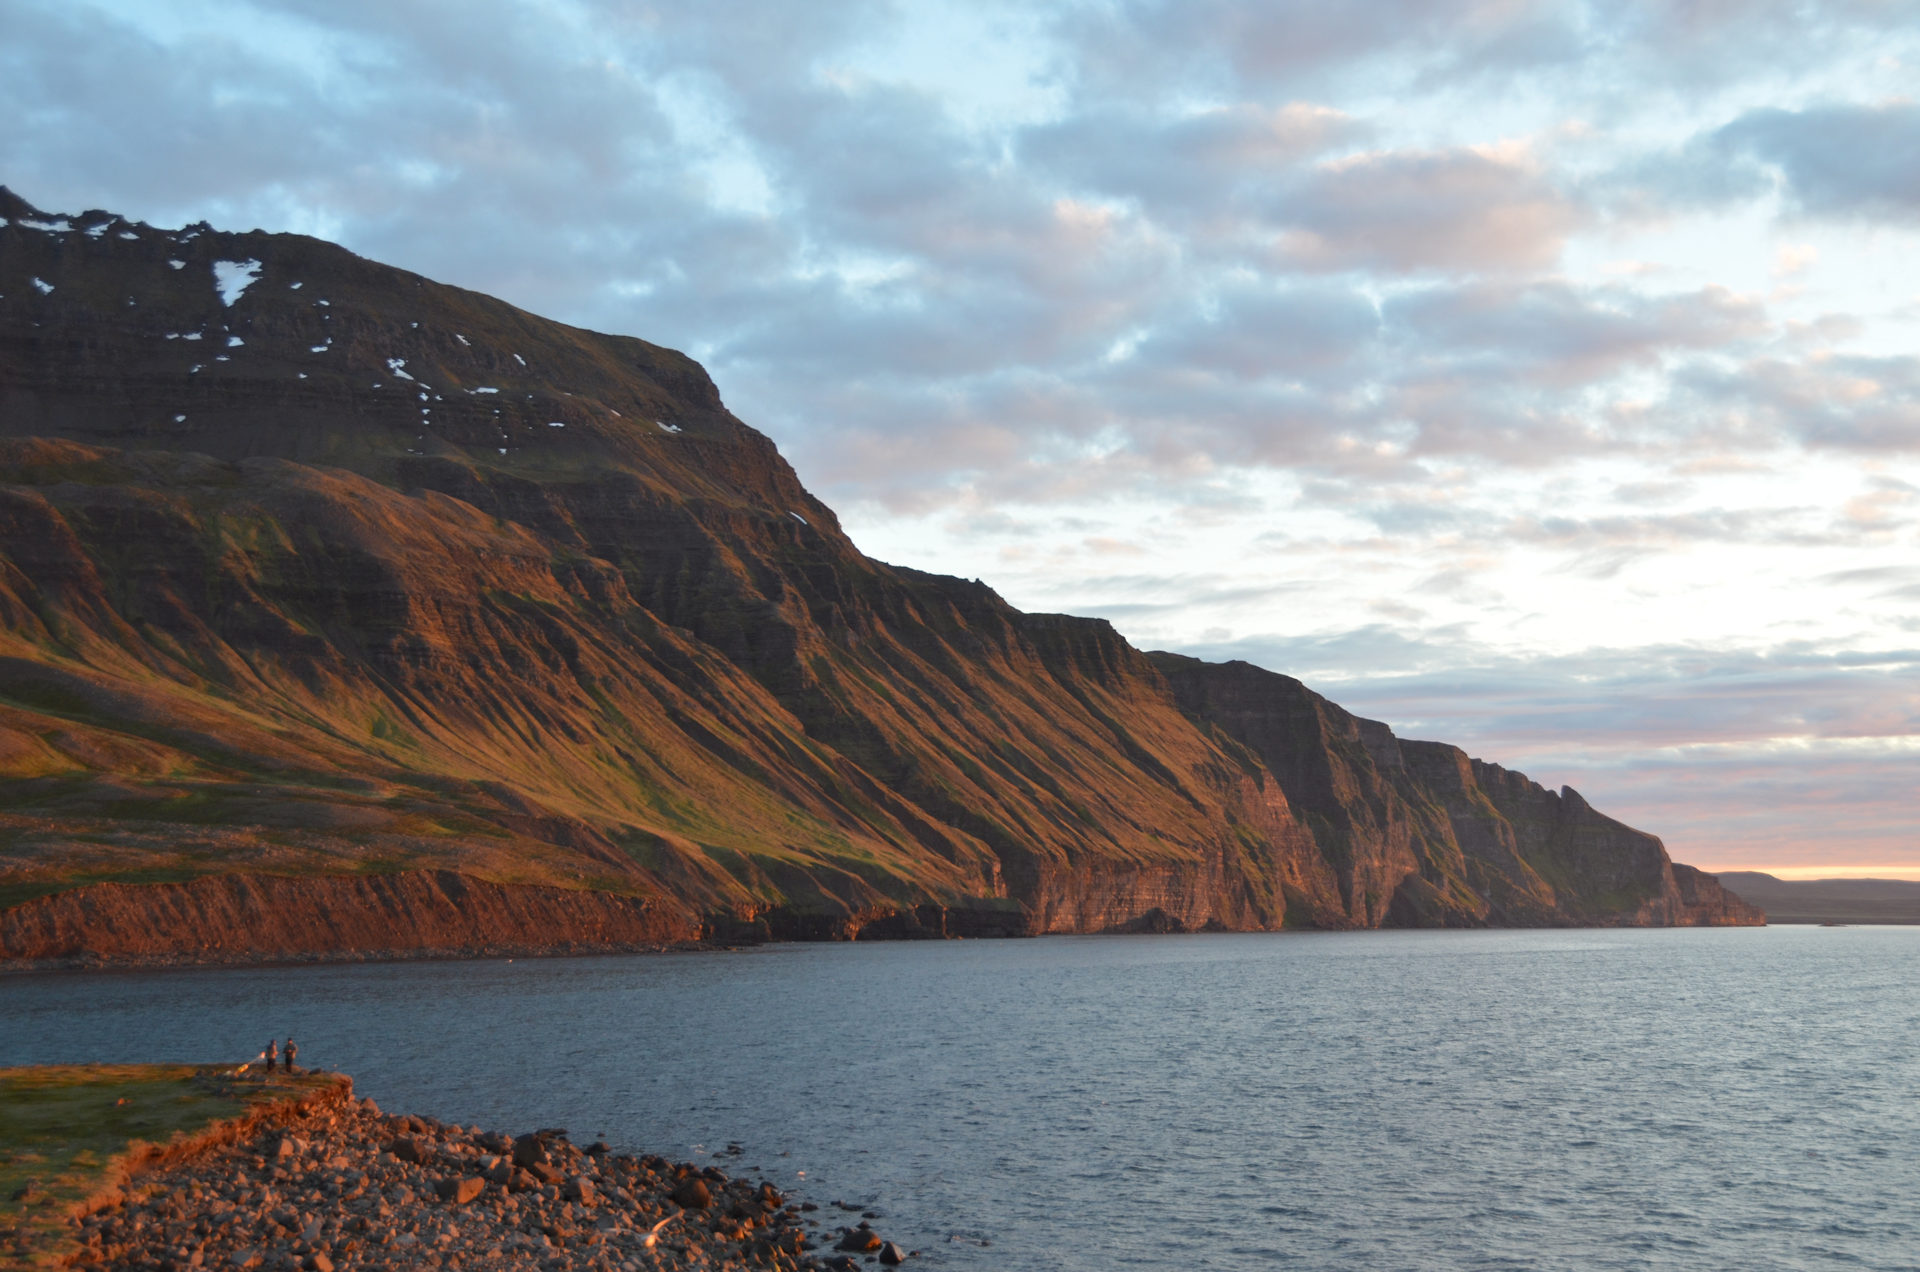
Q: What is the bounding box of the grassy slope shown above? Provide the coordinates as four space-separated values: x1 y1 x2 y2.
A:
0 191 1737 937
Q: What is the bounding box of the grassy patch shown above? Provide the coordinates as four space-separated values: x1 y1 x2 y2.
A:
0 868 212 914
0 1064 334 1269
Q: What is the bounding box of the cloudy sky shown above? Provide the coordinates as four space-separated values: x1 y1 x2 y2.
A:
7 0 1918 876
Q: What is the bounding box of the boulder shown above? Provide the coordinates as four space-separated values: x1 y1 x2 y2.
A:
511 1134 548 1168
879 1241 908 1265
837 1228 883 1253
435 1177 485 1205
563 1176 596 1205
669 1178 711 1209
387 1137 425 1164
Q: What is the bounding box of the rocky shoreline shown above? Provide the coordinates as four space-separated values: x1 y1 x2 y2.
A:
66 1074 908 1272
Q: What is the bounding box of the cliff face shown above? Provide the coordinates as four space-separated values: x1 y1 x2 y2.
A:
0 870 697 964
0 190 1759 958
1148 655 1762 928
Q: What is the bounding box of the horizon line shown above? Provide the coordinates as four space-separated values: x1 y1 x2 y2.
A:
1700 864 1920 882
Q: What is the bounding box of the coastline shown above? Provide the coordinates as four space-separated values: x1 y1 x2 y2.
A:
2 1063 896 1271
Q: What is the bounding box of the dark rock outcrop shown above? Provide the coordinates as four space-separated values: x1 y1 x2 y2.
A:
0 189 1760 956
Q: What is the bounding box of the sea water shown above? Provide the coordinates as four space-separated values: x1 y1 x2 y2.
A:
4 927 1917 1271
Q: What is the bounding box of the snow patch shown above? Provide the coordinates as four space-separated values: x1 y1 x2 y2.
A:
547 421 565 428
290 281 303 290
513 353 526 366
19 217 71 232
30 277 52 295
470 386 499 394
118 231 139 241
386 358 415 381
174 414 186 423
656 420 683 433
498 448 507 455
309 344 329 354
85 223 108 238
227 335 243 347
181 331 202 341
316 298 329 306
168 260 185 270
454 334 469 346
789 511 808 525
212 259 262 306
298 372 307 379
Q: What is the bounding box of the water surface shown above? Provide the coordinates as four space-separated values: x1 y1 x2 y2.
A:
5 927 1917 1271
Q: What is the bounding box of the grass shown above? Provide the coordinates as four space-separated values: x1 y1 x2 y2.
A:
0 1063 336 1269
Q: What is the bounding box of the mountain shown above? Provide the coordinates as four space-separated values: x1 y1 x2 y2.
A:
0 189 1761 962
1713 873 1920 925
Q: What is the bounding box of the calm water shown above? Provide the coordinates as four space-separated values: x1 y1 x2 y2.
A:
5 928 1918 1271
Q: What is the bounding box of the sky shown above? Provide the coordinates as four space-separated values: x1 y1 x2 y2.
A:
5 0 1918 878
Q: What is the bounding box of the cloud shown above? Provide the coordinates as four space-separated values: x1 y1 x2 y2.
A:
1272 144 1582 273
1383 280 1766 386
1022 101 1368 239
1715 101 1920 221
1677 351 1920 455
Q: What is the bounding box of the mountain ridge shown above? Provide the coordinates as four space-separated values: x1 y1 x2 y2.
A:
0 188 1761 961
1712 872 1920 925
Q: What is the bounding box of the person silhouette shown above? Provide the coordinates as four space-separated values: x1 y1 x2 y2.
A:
265 1040 278 1073
284 1037 298 1074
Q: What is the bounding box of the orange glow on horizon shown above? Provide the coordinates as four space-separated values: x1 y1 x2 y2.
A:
1702 864 1920 882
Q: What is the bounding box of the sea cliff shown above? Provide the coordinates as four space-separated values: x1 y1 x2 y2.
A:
0 188 1760 960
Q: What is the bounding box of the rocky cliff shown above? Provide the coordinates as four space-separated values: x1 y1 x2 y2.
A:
0 189 1760 959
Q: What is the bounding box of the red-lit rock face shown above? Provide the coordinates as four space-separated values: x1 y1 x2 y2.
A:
0 189 1759 960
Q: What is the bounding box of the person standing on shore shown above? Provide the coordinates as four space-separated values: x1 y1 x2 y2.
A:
284 1037 297 1074
265 1040 277 1073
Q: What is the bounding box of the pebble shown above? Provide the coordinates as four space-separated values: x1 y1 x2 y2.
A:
64 1096 871 1271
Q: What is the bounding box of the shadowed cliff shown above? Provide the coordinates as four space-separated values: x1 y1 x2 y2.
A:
0 189 1760 960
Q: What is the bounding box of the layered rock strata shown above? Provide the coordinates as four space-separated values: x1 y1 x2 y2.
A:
0 189 1761 955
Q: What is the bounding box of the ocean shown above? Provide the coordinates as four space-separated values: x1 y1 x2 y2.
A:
5 926 1917 1270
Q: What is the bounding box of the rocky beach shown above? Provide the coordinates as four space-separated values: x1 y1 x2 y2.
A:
9 1066 904 1272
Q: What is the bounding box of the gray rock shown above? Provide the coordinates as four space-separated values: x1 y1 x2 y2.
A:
837 1228 883 1252
669 1178 710 1209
